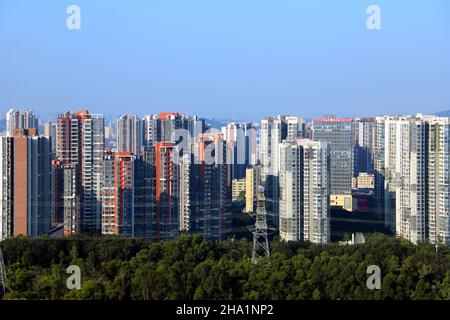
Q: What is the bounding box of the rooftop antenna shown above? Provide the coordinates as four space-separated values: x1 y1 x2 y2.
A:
249 186 270 264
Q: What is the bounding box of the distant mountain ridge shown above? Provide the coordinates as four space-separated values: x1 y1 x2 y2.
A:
436 110 450 117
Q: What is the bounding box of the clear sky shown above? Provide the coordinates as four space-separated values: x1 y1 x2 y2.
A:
1 0 449 121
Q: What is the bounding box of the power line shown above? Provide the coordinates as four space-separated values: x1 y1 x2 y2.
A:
0 248 7 297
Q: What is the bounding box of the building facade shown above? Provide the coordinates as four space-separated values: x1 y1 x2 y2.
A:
0 129 52 240
354 118 375 175
312 117 354 196
259 115 305 227
116 114 144 157
154 142 180 240
6 109 38 136
180 134 230 240
375 114 450 245
57 110 105 235
279 139 330 243
245 165 261 213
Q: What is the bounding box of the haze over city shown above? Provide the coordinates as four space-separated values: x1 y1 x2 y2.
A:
1 0 450 120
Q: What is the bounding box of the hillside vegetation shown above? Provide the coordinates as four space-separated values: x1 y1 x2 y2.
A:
0 233 449 300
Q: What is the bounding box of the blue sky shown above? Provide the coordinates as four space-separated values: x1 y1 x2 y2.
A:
0 0 449 121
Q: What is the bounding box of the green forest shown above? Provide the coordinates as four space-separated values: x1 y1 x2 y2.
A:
0 233 449 300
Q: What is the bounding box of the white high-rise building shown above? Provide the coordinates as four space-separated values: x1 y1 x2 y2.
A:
143 114 159 145
279 139 330 244
260 115 305 179
427 116 450 245
375 115 427 242
44 121 57 156
375 114 450 245
6 109 38 136
81 113 105 233
259 115 305 226
221 122 258 179
395 117 428 243
117 114 144 156
286 116 306 140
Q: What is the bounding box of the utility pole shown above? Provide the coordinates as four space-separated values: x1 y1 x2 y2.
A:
250 186 270 264
0 247 7 297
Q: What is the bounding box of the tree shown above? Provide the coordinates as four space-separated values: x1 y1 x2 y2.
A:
0 233 449 300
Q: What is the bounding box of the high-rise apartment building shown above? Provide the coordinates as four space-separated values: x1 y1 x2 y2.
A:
57 112 81 164
143 113 205 146
159 112 184 142
134 146 156 239
375 114 450 245
6 109 39 136
0 129 52 241
260 115 305 179
396 117 428 243
0 137 13 241
62 163 80 235
185 115 206 142
286 116 306 141
375 115 421 237
312 117 354 196
180 134 230 240
51 160 64 227
259 115 305 226
81 112 105 233
57 110 105 235
245 165 261 213
116 114 144 157
154 142 180 240
221 122 258 180
101 150 116 235
101 149 154 238
110 152 136 236
428 117 450 245
44 121 57 158
279 139 330 243
143 114 159 145
354 118 375 175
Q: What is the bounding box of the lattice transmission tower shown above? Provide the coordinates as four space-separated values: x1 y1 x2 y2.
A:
0 247 7 297
249 186 270 264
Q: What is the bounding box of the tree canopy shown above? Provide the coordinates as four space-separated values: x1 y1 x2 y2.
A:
0 233 449 300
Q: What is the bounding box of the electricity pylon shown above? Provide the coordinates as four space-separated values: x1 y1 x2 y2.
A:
249 186 270 264
0 248 7 297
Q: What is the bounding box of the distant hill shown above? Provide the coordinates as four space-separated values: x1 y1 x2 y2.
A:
436 110 450 117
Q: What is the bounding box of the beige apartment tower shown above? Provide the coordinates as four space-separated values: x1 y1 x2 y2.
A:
279 139 330 244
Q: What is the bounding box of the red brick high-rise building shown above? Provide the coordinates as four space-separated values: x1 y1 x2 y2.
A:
0 129 52 241
114 152 135 235
56 110 105 235
154 142 180 240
